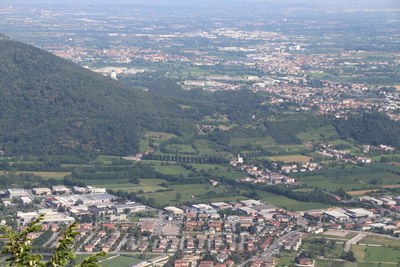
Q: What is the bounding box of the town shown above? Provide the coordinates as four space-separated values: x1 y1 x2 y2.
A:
1 183 400 266
1 1 400 267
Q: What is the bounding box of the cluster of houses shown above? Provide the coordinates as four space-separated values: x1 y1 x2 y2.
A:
281 162 320 173
237 165 296 185
316 144 372 165
362 144 396 153
160 200 303 266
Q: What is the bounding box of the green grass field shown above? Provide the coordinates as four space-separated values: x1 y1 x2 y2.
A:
229 136 276 147
99 255 143 267
296 164 400 191
361 236 400 248
145 131 177 140
74 254 159 267
84 179 167 193
137 183 240 206
298 125 340 143
192 139 222 154
153 165 191 176
256 191 330 211
0 171 71 180
163 144 197 154
316 260 397 267
301 238 345 259
268 155 312 163
277 257 295 266
352 245 400 263
263 144 310 155
188 163 246 180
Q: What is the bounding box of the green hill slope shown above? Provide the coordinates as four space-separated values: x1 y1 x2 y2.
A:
0 38 158 155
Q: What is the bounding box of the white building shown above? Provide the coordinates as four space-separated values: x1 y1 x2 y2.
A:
17 209 74 224
87 186 107 194
20 196 32 204
52 185 70 195
7 188 29 198
345 208 374 219
323 210 349 222
164 206 184 215
32 188 52 196
113 202 146 213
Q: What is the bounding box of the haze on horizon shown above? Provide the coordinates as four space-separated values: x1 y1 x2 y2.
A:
2 0 400 9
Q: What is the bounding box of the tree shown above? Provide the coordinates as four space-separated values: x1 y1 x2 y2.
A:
0 214 104 266
343 251 356 262
175 193 182 201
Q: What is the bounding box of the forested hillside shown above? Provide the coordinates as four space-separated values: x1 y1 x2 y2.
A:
0 38 195 155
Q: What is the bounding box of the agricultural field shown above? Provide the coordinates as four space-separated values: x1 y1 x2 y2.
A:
84 179 167 193
145 131 177 140
263 144 311 155
315 260 395 267
351 245 400 263
268 154 311 163
295 163 400 191
321 230 357 240
0 171 71 180
95 155 123 164
192 139 223 155
73 254 158 267
153 164 191 176
229 136 276 147
256 191 330 211
276 257 295 266
187 163 246 180
361 236 400 248
297 125 340 143
163 144 197 154
202 114 230 123
301 236 345 259
346 189 383 196
136 183 244 206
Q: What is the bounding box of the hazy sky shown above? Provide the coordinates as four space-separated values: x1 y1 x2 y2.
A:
2 0 400 8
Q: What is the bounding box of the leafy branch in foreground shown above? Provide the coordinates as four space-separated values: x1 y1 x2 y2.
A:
0 214 44 267
0 214 104 267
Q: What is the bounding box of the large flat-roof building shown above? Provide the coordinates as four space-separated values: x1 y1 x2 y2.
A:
113 202 146 213
345 208 374 219
17 209 74 224
323 210 349 222
32 188 52 196
7 188 29 198
164 206 184 215
52 185 70 195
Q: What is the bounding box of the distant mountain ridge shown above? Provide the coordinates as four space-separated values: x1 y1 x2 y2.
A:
0 36 161 155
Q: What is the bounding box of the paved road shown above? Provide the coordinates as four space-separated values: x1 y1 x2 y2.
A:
238 230 301 267
78 231 96 251
114 235 128 253
346 230 400 240
42 232 58 248
344 233 366 252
